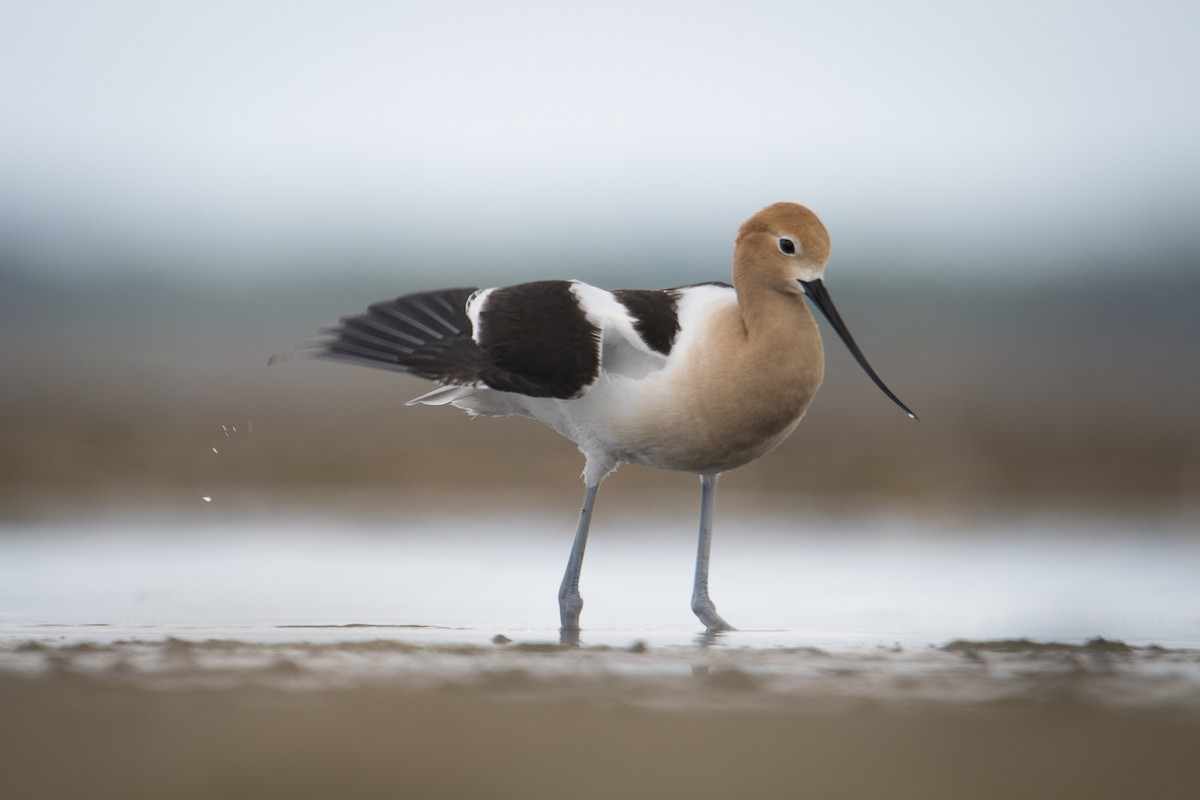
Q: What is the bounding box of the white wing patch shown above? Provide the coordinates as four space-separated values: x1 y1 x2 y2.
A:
465 288 492 346
569 281 668 381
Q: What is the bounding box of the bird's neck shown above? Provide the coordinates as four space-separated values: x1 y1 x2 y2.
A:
732 277 817 347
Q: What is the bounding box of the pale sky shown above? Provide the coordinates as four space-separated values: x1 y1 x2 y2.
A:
2 0 1198 285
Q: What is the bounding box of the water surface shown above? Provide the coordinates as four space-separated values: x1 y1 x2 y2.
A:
3 511 1196 649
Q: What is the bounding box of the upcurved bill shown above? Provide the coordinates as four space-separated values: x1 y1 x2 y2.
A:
801 279 919 420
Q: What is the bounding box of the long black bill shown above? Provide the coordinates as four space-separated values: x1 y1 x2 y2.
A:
801 279 919 420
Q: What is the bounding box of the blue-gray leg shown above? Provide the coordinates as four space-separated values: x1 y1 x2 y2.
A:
559 483 599 632
692 473 734 632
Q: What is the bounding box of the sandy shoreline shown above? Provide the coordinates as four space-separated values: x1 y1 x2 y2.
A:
3 635 1198 799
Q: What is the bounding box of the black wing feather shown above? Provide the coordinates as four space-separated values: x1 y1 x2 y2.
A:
611 288 681 356
318 287 485 385
475 281 600 398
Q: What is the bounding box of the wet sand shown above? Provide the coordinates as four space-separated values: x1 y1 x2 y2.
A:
3 635 1199 800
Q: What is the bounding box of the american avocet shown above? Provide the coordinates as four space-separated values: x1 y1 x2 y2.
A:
302 202 916 633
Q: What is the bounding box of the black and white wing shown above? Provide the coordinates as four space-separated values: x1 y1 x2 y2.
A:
299 279 700 400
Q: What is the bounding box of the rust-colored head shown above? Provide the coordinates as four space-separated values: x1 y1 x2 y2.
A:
734 202 831 292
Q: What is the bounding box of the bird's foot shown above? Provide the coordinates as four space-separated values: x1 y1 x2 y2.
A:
691 592 735 632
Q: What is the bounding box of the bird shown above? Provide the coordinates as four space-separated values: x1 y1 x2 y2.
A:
291 202 917 634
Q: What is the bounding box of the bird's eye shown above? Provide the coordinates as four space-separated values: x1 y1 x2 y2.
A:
778 238 796 255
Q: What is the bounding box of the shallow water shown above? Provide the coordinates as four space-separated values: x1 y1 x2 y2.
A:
2 511 1198 649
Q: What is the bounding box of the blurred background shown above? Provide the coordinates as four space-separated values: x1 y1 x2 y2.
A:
2 0 1198 523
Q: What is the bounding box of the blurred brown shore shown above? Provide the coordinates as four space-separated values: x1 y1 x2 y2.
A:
6 673 1197 800
3 636 1200 800
2 268 1198 522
